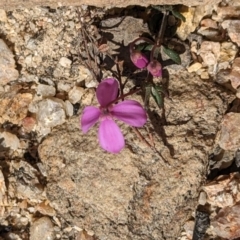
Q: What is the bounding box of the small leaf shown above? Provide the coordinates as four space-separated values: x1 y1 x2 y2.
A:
171 9 186 22
144 84 152 109
162 46 181 64
136 43 153 52
155 85 169 99
151 86 163 108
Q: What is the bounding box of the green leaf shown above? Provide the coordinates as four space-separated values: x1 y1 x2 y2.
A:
144 84 152 109
136 43 153 52
151 5 186 22
162 46 181 64
151 86 163 108
171 9 186 22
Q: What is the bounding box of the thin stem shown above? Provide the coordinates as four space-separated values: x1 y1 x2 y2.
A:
108 87 142 106
156 11 169 46
132 127 153 148
115 58 124 101
132 127 170 165
150 44 158 62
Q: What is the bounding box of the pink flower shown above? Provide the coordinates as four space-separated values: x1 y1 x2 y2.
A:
130 50 149 69
147 60 162 77
81 78 147 153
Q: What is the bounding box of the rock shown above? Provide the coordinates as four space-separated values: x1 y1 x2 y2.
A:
35 201 56 217
76 230 96 240
0 169 7 218
38 71 230 240
0 9 7 22
228 58 240 90
200 18 218 29
0 132 20 150
0 0 223 10
0 92 33 125
30 217 54 240
59 57 72 68
202 173 240 208
176 5 215 41
68 86 85 104
0 39 19 85
81 88 95 106
218 112 240 151
200 71 209 80
222 20 240 46
34 98 66 128
212 5 240 22
57 82 71 92
199 41 220 66
9 160 44 201
212 202 240 240
211 149 236 170
218 42 238 71
198 191 207 205
85 79 98 88
21 117 36 133
187 62 202 73
192 211 210 240
198 41 220 75
101 16 148 45
64 100 73 117
236 91 240 99
183 220 195 239
197 18 220 40
77 65 97 88
36 84 56 97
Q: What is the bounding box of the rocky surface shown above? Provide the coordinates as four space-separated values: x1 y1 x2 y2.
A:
38 70 231 239
0 0 222 11
0 2 239 240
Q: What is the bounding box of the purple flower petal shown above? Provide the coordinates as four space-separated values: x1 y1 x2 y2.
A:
96 78 119 107
130 50 149 69
98 118 125 153
111 100 147 127
81 106 101 133
147 60 162 77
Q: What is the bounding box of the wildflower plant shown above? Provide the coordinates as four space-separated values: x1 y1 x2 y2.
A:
80 6 185 153
128 6 184 108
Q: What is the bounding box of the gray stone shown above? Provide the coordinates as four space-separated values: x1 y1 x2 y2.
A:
68 86 85 104
59 57 72 68
38 71 231 239
0 132 20 150
0 39 19 85
30 217 54 240
36 84 56 98
0 0 222 11
34 98 66 128
222 20 240 47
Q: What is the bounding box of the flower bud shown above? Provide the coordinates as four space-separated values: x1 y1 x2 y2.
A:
130 50 149 69
147 60 162 77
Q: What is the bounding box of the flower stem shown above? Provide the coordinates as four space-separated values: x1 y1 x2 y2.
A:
156 11 169 46
108 87 142 106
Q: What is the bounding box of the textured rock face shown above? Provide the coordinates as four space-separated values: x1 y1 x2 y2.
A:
0 91 33 125
0 0 221 10
38 71 231 239
0 39 19 85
